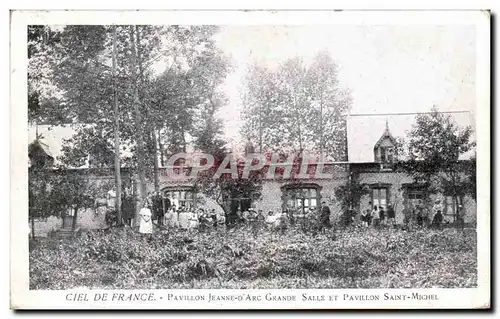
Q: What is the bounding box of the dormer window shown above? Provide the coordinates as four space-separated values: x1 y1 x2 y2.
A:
380 146 394 163
374 120 396 170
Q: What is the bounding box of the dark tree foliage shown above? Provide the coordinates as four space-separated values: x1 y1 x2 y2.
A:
399 107 476 220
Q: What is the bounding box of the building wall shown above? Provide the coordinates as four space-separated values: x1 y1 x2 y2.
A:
253 176 348 223
30 216 62 237
357 170 477 225
357 171 413 224
30 207 108 237
30 169 131 236
32 166 475 234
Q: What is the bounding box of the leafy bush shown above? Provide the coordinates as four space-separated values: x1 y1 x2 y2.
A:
29 226 477 289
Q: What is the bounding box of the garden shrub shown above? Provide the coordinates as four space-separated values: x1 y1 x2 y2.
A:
29 226 477 289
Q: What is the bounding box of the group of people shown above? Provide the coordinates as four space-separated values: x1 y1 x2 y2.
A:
232 201 333 231
234 208 286 230
360 202 396 228
137 192 228 234
403 199 465 230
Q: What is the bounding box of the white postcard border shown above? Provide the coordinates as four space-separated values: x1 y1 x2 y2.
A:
10 9 491 309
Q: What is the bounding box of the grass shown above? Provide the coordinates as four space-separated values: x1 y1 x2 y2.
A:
29 224 477 289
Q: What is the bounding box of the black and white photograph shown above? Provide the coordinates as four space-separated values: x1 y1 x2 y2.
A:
10 9 490 309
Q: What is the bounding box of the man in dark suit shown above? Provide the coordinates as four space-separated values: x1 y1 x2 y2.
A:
152 192 165 226
320 202 332 229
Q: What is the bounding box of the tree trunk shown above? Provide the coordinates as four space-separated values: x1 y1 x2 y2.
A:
297 114 303 152
158 129 165 167
112 25 123 226
452 173 459 225
72 207 79 230
129 26 147 210
31 217 35 240
319 93 324 160
152 129 160 192
259 100 263 153
293 95 303 152
181 128 187 153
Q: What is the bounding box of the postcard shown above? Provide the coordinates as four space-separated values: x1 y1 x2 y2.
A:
10 9 490 309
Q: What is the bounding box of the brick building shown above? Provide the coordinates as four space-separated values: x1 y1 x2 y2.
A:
347 113 476 225
29 111 476 235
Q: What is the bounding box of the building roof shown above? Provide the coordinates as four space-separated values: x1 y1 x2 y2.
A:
28 124 133 168
373 120 397 150
28 125 77 166
346 111 476 163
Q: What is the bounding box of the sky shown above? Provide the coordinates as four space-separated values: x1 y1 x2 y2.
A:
212 25 476 142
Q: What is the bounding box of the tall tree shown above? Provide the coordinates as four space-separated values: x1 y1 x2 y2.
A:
112 26 122 224
129 25 148 205
400 107 476 222
241 52 351 160
28 25 63 124
305 51 351 160
146 26 230 179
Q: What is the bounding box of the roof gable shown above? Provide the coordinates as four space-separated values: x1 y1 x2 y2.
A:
28 124 133 168
347 112 475 163
373 121 397 150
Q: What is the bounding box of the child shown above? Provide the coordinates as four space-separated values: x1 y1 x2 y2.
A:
361 209 368 227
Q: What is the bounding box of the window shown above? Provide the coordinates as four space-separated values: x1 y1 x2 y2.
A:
163 187 195 210
283 185 321 214
380 147 394 163
229 197 253 213
404 188 425 211
379 146 395 170
371 187 389 210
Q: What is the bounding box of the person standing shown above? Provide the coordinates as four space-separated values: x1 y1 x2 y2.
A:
257 210 265 230
178 207 189 230
265 211 277 230
379 206 386 226
242 209 250 224
163 195 171 225
432 199 443 228
372 205 380 228
121 192 134 226
431 207 443 229
360 208 368 227
197 208 208 231
415 201 425 227
151 192 164 226
387 204 396 227
320 202 332 230
170 206 179 228
139 202 153 235
217 212 227 229
188 208 199 230
366 201 373 226
402 201 414 231
235 207 243 224
457 204 465 230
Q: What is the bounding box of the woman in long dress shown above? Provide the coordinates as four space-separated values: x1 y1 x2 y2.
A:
178 207 189 230
139 203 153 235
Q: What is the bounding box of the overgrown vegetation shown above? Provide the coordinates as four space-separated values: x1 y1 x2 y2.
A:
30 226 476 289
